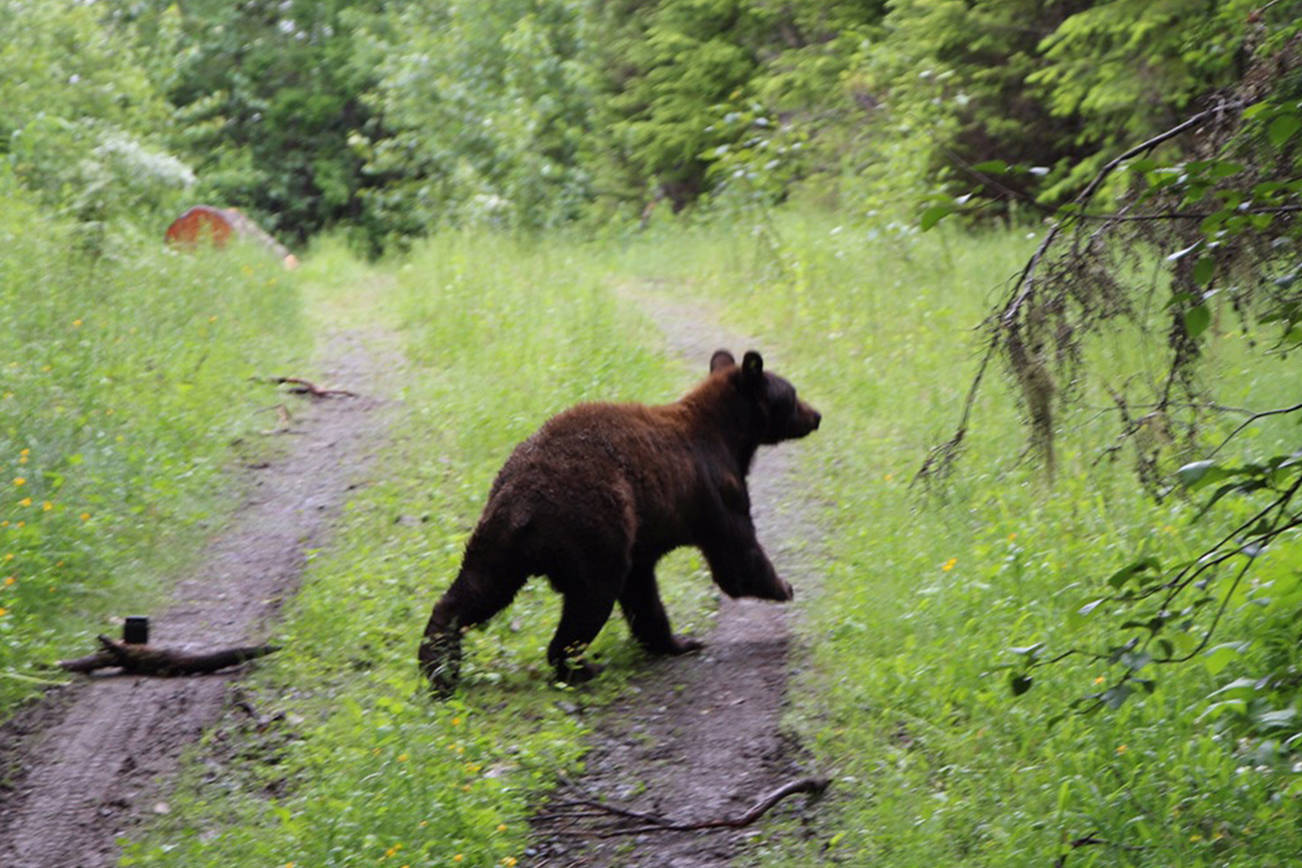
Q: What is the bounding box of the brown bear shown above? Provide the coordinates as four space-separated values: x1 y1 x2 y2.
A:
418 349 821 696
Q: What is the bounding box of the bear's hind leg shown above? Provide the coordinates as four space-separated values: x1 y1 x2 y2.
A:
618 560 704 656
419 565 526 697
547 590 619 685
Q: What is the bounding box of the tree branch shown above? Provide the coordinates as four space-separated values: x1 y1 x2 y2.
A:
537 776 830 838
57 636 280 676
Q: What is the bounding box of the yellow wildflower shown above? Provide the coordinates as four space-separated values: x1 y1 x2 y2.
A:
1116 744 1128 755
72 319 83 328
4 576 14 586
13 477 25 487
941 557 957 572
42 501 52 511
80 512 91 521
496 824 507 833
0 607 7 617
1093 676 1105 685
501 857 518 867
18 497 32 507
453 855 463 863
397 753 409 763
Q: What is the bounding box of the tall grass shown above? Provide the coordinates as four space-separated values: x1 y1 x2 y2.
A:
0 174 307 710
611 213 1302 865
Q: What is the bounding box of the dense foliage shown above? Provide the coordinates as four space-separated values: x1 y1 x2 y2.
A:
6 0 1299 251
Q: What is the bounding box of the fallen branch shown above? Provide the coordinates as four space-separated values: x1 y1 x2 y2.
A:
259 376 357 399
57 635 280 676
538 776 830 838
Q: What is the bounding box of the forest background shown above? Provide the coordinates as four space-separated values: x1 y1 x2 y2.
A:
7 0 1296 252
3 0 1302 865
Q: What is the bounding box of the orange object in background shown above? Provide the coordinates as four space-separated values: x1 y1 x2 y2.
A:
165 205 298 269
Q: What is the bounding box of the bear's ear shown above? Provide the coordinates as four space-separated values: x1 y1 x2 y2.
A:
741 350 764 385
709 350 736 373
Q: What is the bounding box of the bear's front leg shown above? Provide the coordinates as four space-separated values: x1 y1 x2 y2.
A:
547 591 618 684
618 560 704 656
701 523 793 602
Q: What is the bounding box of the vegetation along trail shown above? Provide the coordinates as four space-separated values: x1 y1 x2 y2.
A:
528 286 828 867
0 328 400 868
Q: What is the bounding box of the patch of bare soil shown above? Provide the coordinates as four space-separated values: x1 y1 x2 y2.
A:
528 289 826 867
0 329 398 868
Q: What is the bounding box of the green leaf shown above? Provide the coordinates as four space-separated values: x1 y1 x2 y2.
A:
1254 708 1297 730
1101 684 1133 710
1009 642 1045 659
920 203 955 231
1268 113 1301 147
1184 303 1211 338
1207 160 1244 179
1202 641 1249 676
1067 598 1105 631
1242 101 1272 120
1106 557 1161 589
1176 460 1224 490
971 160 1008 174
1192 256 1214 287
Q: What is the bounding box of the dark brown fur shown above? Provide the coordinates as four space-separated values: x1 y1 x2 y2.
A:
418 350 821 695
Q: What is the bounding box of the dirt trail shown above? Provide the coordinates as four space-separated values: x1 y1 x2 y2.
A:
0 330 397 868
528 288 825 867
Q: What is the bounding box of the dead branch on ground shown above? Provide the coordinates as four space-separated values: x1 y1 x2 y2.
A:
56 635 280 676
257 376 358 399
537 776 830 838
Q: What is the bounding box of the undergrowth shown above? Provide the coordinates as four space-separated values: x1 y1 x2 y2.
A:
610 213 1302 866
0 172 307 712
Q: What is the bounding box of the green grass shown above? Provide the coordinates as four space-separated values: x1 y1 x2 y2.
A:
20 205 1295 866
0 173 309 711
605 213 1302 866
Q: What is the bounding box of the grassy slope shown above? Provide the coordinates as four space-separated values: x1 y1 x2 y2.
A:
611 214 1301 866
0 176 308 712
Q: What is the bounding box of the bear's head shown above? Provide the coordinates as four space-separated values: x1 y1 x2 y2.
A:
710 349 821 444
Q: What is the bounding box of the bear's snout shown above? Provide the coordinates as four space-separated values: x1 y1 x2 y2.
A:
795 402 821 436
